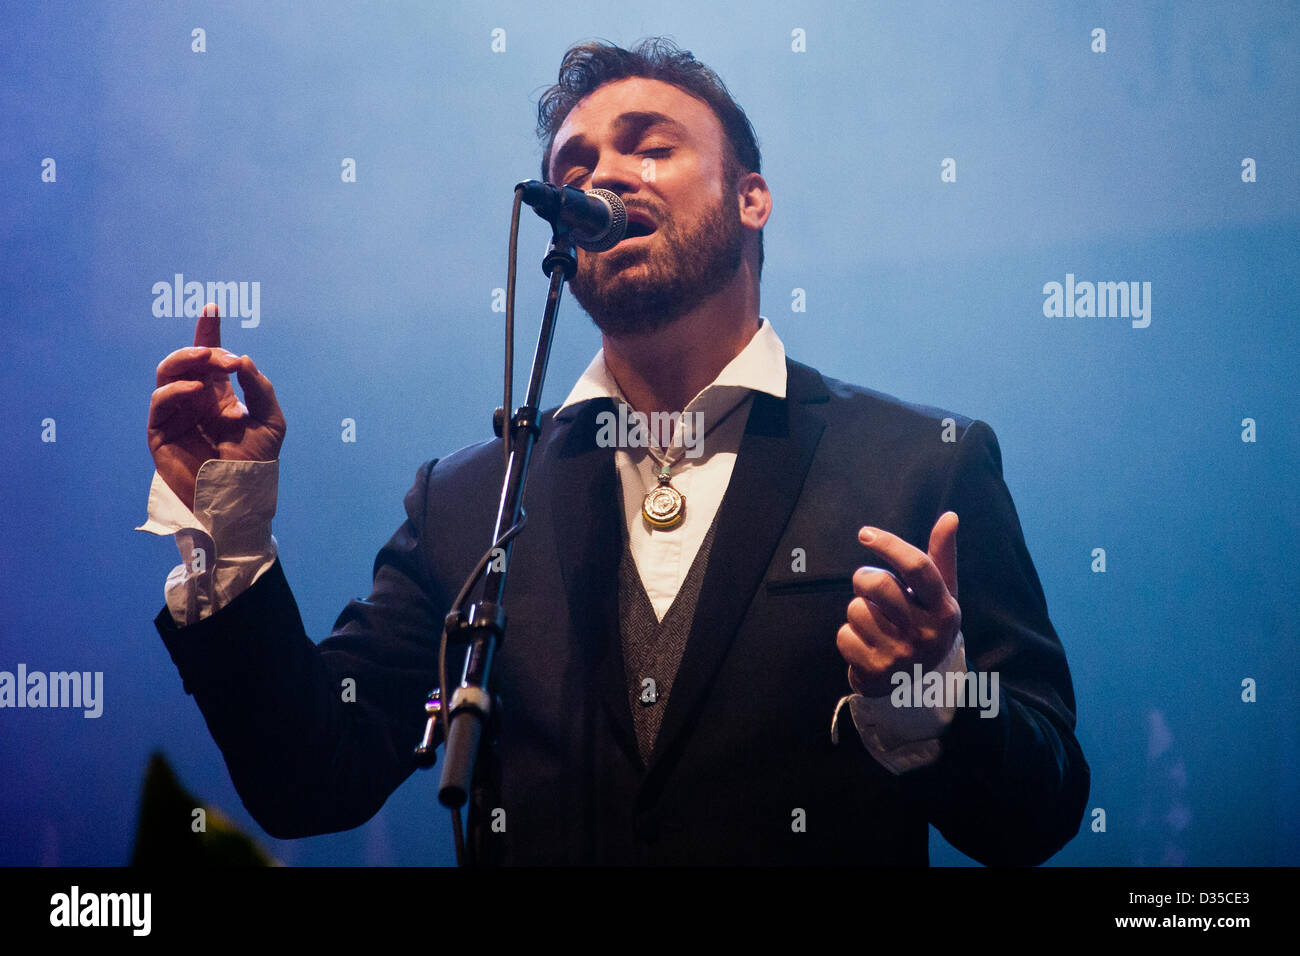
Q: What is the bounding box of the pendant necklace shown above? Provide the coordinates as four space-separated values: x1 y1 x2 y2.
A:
638 397 746 531
642 445 687 529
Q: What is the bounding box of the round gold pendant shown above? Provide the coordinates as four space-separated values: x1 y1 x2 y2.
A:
643 481 685 529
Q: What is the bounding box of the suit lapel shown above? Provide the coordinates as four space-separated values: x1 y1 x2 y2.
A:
546 398 641 763
643 361 829 783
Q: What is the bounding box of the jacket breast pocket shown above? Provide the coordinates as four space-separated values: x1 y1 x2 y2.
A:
764 573 855 596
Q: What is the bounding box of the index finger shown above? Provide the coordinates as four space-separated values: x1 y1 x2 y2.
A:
857 526 948 610
194 303 221 349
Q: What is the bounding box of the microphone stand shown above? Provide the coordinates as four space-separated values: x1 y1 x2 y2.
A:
413 212 578 866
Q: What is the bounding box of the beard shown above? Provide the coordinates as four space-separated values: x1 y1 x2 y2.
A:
568 186 744 339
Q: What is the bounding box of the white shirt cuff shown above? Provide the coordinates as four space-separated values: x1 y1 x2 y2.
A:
136 461 280 626
831 631 968 775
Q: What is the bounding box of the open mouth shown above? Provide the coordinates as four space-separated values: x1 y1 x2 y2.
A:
622 210 657 240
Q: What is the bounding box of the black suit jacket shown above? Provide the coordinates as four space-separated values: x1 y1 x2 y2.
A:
155 358 1089 865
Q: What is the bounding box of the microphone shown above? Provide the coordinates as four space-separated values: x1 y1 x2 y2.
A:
517 180 627 252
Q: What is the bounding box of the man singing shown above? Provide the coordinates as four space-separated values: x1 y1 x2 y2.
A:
140 38 1088 865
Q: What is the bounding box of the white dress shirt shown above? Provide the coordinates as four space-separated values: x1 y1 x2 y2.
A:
137 316 964 774
558 317 783 622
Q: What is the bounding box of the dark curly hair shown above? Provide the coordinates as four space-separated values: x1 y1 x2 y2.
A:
537 37 764 275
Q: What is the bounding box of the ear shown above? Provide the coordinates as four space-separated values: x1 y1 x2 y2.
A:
736 171 772 231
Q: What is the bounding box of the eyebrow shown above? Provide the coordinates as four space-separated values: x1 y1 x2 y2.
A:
550 111 688 180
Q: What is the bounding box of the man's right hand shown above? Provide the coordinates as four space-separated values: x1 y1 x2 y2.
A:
148 304 286 511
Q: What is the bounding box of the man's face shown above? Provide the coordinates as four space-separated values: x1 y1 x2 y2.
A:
547 77 745 338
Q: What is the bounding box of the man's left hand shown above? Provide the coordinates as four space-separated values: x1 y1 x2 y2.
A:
836 511 961 697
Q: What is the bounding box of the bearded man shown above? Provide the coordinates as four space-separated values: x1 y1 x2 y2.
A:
141 37 1089 865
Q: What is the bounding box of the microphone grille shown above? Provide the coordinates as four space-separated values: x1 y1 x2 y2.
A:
577 188 627 252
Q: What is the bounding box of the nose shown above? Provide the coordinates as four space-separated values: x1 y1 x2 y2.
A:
589 150 643 197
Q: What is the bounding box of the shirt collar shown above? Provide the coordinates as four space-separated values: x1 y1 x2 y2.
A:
558 315 787 415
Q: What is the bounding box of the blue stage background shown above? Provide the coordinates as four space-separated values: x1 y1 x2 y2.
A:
1 0 1296 866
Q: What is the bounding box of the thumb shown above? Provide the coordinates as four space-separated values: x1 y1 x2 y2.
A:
234 355 283 429
928 511 959 600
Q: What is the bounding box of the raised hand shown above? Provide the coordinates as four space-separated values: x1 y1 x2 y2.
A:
147 304 286 510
